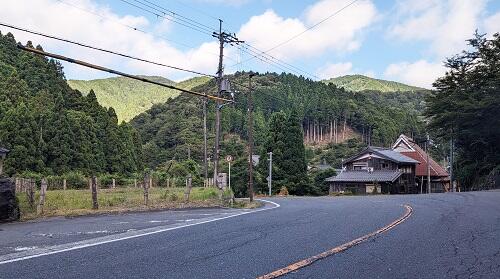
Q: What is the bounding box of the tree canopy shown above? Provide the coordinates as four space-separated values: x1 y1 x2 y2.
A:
0 32 142 176
426 32 500 189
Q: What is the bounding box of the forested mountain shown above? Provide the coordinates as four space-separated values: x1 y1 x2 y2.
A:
0 32 142 176
324 74 425 92
68 76 211 122
131 71 426 194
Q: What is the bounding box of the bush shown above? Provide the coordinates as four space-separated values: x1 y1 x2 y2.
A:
62 172 88 189
98 174 131 188
160 189 170 200
278 186 289 196
168 193 179 202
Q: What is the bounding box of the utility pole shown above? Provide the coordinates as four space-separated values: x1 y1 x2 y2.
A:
203 98 208 187
450 136 454 192
212 19 243 193
247 73 255 202
427 134 431 194
268 151 273 196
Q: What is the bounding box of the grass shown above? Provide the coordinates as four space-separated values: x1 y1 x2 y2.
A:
16 187 222 220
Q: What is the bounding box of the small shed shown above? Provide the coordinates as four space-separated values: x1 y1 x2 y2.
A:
0 147 9 176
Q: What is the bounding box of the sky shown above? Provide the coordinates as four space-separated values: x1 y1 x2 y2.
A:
0 0 499 88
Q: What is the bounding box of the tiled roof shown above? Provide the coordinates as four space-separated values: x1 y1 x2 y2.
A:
371 147 420 164
345 146 419 164
395 135 449 178
326 170 402 183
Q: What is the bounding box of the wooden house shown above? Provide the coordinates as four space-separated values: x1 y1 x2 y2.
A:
392 134 450 192
326 146 419 194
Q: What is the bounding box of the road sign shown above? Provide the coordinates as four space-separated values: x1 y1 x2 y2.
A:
226 155 233 162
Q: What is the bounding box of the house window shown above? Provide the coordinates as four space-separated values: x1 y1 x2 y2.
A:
399 166 412 173
382 163 389 169
353 162 368 170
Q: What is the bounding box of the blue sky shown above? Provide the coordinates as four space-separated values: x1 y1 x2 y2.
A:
1 0 499 88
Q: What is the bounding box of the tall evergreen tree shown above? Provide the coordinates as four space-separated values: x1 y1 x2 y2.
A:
426 32 500 189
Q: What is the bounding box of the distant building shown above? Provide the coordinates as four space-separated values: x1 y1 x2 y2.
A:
326 146 419 194
392 134 450 192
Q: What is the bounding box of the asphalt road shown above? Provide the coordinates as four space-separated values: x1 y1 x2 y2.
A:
1 192 499 278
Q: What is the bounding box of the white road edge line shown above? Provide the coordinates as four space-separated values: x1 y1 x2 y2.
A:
0 199 280 265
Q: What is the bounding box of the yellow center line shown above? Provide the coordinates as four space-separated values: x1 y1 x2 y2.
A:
257 204 414 279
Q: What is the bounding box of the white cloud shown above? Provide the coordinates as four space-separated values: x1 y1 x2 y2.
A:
316 62 376 79
388 0 487 58
238 0 377 60
0 0 227 81
195 0 249 6
316 62 353 79
384 0 499 88
384 60 445 89
363 70 375 78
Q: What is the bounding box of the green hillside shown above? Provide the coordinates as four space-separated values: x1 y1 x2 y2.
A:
68 76 211 122
0 32 142 176
323 74 426 92
131 72 425 168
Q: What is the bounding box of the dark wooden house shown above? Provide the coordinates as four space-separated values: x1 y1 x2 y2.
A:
326 146 419 194
392 134 450 192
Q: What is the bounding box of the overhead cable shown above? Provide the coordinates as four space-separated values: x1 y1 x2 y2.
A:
0 22 215 78
17 45 231 102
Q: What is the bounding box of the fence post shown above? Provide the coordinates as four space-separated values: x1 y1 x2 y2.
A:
15 178 20 193
134 178 137 188
143 173 150 206
184 174 192 202
26 179 35 210
37 178 48 214
91 176 98 210
112 178 116 189
150 176 153 189
63 179 67 190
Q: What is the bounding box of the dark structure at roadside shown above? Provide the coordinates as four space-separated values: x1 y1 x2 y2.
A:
0 147 8 176
0 148 19 222
326 134 451 195
326 146 419 194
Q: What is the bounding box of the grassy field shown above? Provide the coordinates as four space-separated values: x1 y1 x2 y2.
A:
16 187 228 220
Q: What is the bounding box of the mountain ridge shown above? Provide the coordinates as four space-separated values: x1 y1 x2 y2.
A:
68 76 211 122
323 74 427 93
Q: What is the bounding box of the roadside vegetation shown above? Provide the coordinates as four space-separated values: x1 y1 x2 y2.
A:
16 187 234 220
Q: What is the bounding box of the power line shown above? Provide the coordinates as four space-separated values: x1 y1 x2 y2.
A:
246 43 320 79
0 22 216 78
243 43 321 80
171 0 220 21
118 0 214 37
139 0 216 33
229 78 291 106
238 0 359 65
17 44 232 102
234 44 319 80
57 0 207 51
